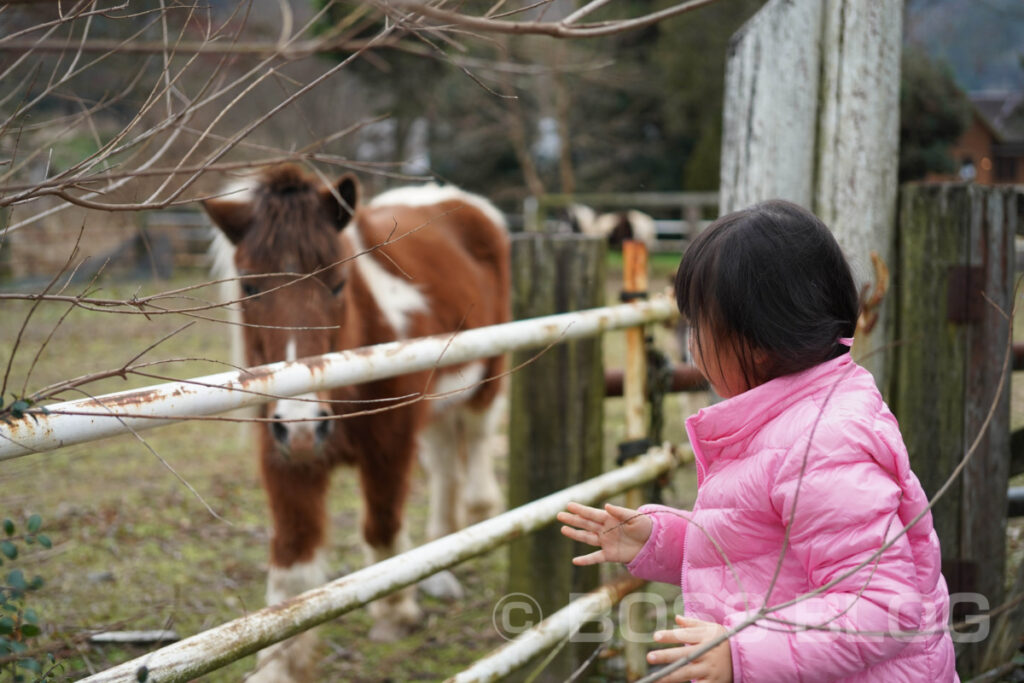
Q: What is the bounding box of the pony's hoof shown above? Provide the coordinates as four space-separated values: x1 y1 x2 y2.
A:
247 632 316 682
463 497 502 526
419 570 464 601
368 618 415 642
246 659 302 683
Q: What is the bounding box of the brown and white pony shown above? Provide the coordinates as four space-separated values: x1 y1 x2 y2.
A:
204 165 509 681
565 204 657 249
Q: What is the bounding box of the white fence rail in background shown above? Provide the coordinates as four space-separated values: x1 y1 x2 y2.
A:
80 447 681 683
524 192 719 251
0 296 678 460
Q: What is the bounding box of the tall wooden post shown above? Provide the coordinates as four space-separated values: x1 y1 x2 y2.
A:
892 184 1018 675
507 233 606 680
621 240 649 681
720 0 902 385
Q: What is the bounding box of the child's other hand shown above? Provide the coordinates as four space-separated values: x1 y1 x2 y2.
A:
556 502 652 565
647 615 733 683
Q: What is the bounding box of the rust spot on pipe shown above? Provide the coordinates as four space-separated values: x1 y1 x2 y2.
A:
304 356 330 374
82 388 165 409
240 365 277 383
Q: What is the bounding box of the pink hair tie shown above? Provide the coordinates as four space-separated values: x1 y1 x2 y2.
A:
838 337 854 347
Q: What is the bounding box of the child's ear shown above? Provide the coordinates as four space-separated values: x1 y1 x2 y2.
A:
750 346 773 386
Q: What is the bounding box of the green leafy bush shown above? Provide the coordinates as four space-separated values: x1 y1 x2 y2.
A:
0 515 57 682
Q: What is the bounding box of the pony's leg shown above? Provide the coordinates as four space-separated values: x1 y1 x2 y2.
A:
249 456 331 683
415 411 467 601
358 455 424 641
419 411 464 540
460 394 506 526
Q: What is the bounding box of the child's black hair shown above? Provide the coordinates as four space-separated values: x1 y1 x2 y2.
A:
674 199 859 389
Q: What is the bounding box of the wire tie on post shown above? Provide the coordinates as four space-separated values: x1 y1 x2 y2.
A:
617 438 652 467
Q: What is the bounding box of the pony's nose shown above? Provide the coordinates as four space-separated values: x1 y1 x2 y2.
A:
314 410 332 442
270 414 289 445
269 410 332 452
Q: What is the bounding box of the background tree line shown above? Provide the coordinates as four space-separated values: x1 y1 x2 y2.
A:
0 0 993 229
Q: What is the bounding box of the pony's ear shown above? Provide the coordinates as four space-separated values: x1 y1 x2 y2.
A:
321 173 360 230
203 197 253 244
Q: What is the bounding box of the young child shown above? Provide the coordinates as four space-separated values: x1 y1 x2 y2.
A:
558 200 958 682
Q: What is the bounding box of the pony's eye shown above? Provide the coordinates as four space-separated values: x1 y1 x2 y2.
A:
241 282 260 298
331 280 346 296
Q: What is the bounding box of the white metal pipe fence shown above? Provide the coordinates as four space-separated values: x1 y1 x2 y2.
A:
3 293 682 679
446 574 646 683
0 296 677 460
79 447 680 683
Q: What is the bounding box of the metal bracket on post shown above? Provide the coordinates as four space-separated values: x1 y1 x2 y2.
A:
616 439 652 467
619 290 648 303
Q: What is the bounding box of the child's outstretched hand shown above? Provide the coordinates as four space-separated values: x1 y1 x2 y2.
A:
647 615 733 683
556 501 652 566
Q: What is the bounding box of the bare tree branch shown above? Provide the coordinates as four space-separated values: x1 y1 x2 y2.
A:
381 0 722 38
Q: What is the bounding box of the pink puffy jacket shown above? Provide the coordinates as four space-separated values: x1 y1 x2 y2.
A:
627 353 958 682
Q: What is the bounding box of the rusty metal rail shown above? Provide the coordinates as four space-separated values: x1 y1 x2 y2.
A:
0 296 678 460
79 447 680 683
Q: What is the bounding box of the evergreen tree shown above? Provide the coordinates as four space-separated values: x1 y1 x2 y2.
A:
899 46 972 181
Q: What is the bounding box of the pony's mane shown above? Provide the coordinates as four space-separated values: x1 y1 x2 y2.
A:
241 165 344 273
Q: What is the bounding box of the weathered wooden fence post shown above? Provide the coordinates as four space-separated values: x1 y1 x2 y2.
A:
507 233 606 680
891 183 1018 675
720 0 902 385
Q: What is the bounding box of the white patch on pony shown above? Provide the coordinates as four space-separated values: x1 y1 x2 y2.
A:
459 396 506 524
362 532 425 639
207 230 237 281
218 176 257 205
266 552 327 605
370 183 507 232
591 210 658 247
271 337 324 435
250 631 317 683
418 390 503 536
207 231 243 349
362 529 410 566
419 570 464 601
272 392 324 422
345 228 428 339
431 361 486 414
419 411 464 540
258 544 325 682
625 209 657 246
568 204 599 236
207 231 256 427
